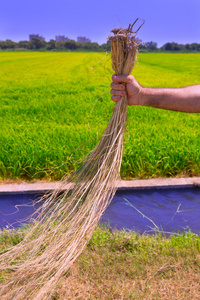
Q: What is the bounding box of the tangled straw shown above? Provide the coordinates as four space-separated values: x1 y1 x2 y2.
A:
0 22 141 299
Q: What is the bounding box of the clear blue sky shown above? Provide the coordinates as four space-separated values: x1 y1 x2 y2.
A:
1 0 200 47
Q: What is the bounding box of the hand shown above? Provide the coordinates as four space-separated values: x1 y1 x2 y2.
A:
110 74 142 105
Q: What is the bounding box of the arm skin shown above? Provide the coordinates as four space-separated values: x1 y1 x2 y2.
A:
110 74 200 113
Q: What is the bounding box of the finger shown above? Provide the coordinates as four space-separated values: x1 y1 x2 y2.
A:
110 82 126 91
111 95 122 102
112 74 133 83
110 89 126 96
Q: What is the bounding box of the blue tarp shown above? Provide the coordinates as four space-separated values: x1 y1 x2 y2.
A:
1 187 200 234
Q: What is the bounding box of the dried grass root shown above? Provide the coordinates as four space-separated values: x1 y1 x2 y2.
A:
0 21 141 299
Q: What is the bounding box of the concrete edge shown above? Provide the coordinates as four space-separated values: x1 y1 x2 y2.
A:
0 177 200 195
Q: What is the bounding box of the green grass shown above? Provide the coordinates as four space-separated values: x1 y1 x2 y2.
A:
1 226 200 299
0 52 200 180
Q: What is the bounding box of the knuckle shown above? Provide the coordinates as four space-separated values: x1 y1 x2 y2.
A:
112 74 117 82
116 84 121 90
118 90 124 96
127 75 134 82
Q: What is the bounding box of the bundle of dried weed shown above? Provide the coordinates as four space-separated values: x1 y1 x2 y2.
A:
0 21 141 299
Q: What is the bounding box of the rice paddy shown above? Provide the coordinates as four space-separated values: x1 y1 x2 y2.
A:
0 52 200 180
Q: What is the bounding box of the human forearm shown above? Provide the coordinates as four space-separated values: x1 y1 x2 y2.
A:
111 75 200 113
139 85 200 113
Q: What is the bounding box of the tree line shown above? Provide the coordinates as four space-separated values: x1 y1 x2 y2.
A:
139 41 200 52
0 38 110 51
0 38 200 52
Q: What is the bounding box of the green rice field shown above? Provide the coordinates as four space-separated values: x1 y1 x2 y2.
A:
0 52 200 180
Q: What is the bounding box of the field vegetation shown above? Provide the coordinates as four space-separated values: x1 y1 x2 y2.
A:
0 52 200 180
1 226 200 299
1 52 200 298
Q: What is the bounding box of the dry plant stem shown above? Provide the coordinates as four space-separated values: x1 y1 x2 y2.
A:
0 23 139 300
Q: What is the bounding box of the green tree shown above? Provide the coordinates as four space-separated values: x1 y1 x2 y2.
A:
145 41 157 51
84 42 93 50
29 38 46 49
0 40 16 49
83 42 100 51
162 42 186 51
92 42 100 50
164 42 173 51
55 41 65 49
190 43 199 51
47 39 56 50
101 41 111 50
18 40 30 49
64 40 78 50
